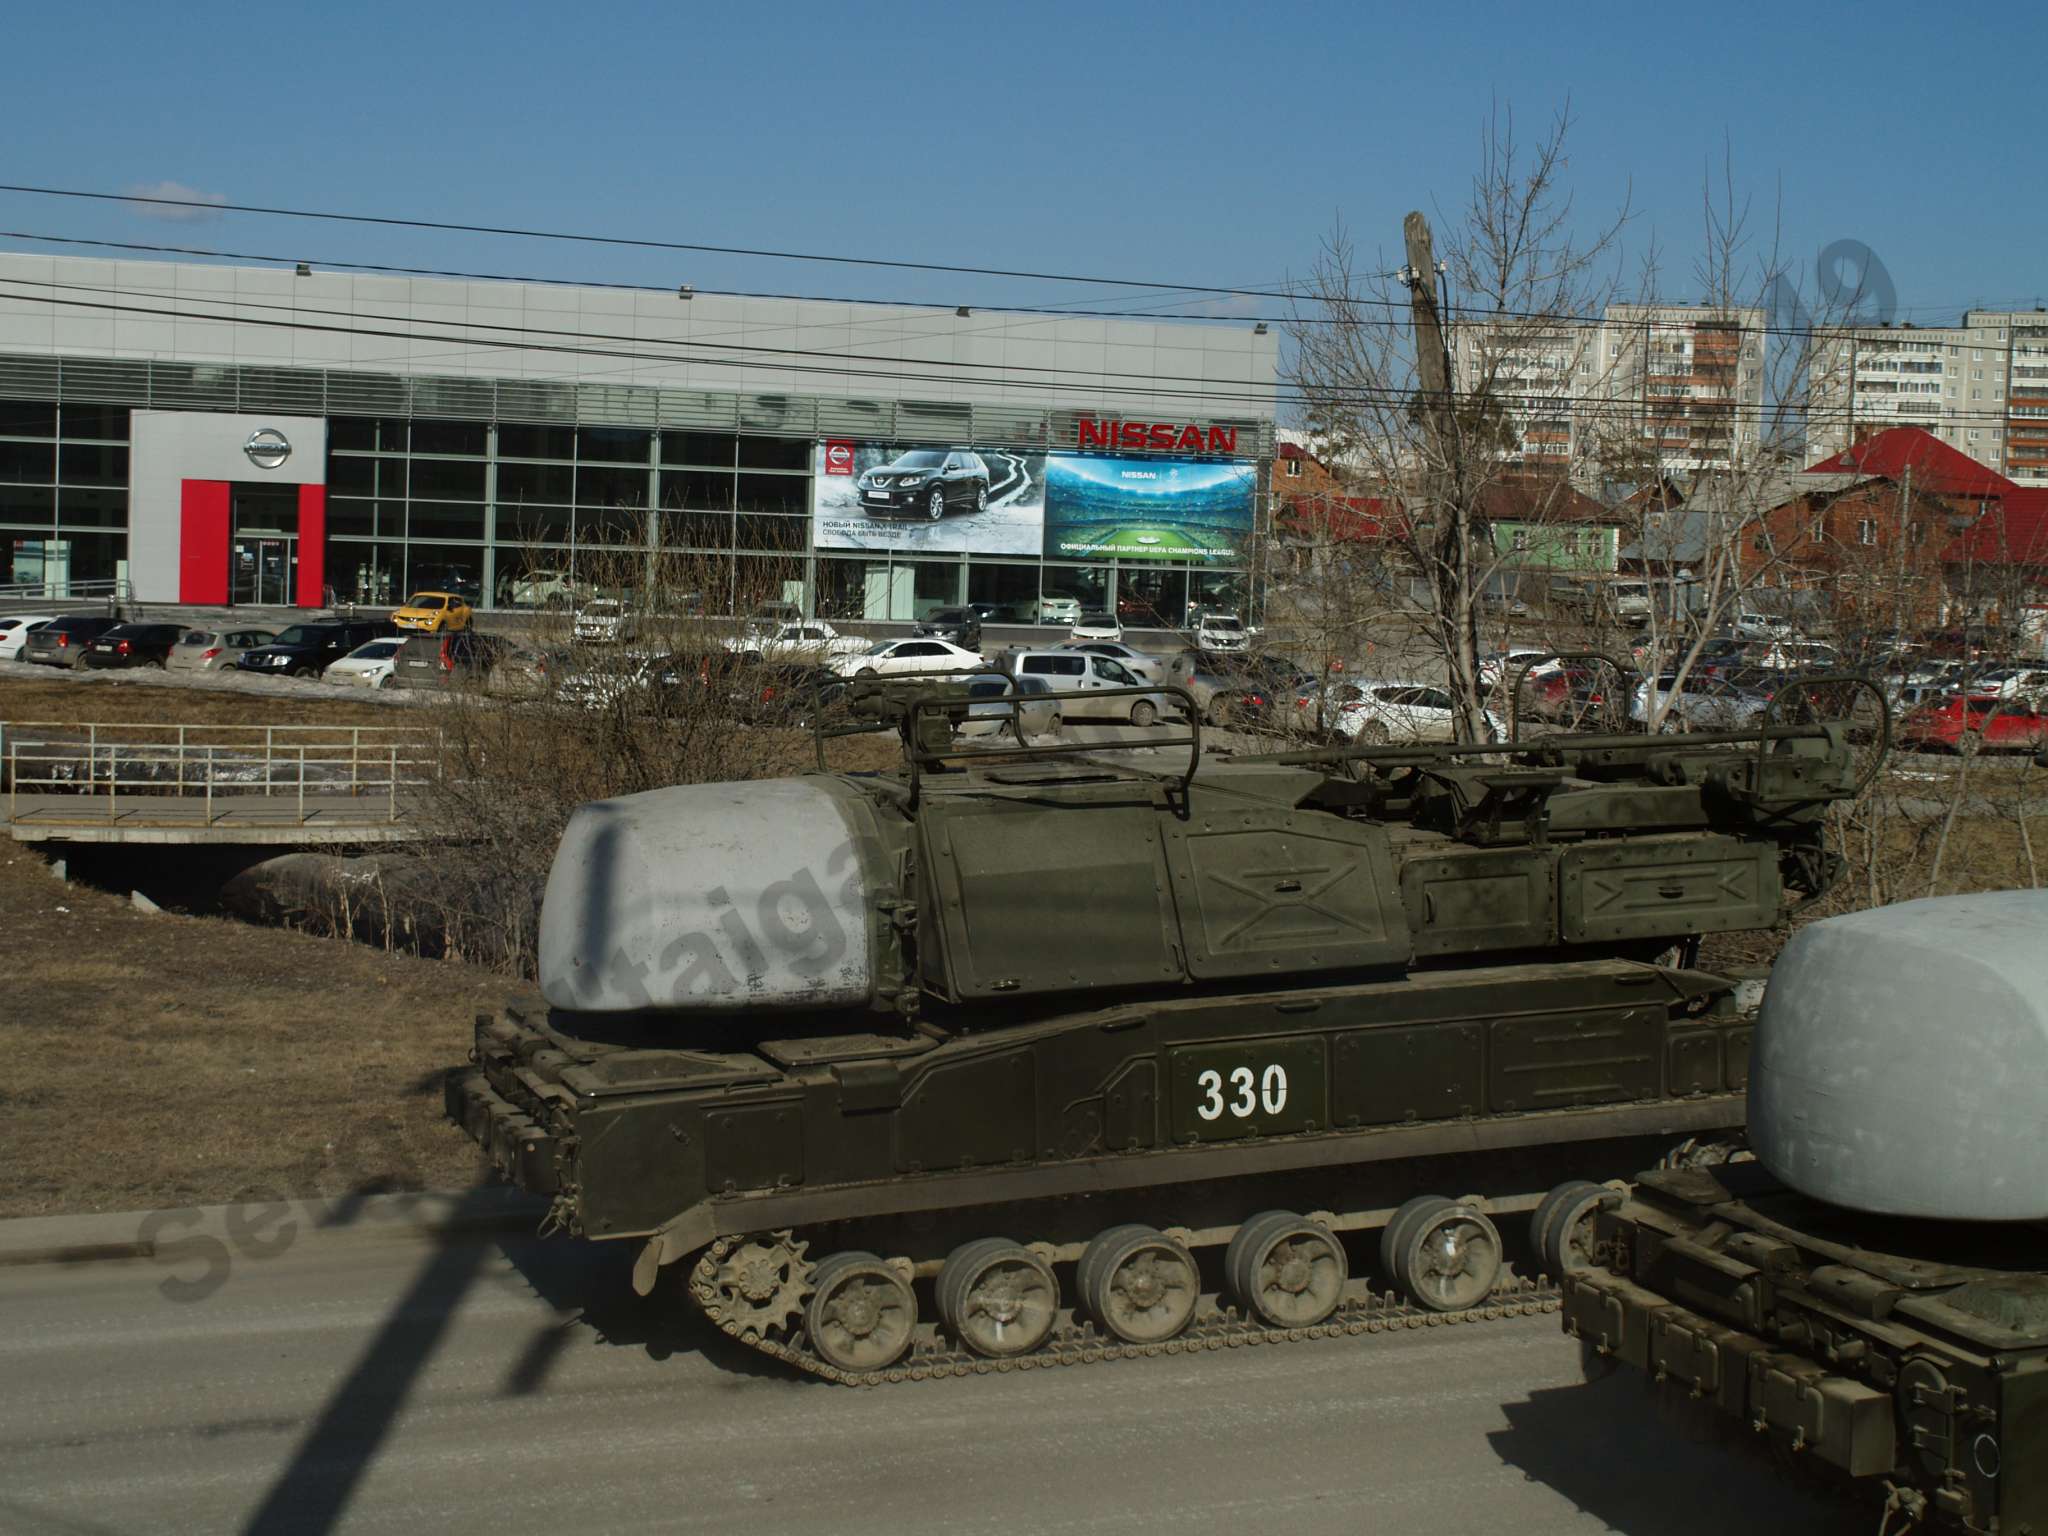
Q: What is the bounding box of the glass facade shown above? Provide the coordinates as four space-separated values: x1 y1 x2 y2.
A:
0 400 129 591
0 396 1267 621
326 415 1264 621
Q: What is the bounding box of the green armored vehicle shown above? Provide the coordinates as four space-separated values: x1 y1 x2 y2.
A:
450 676 1874 1383
1559 890 2048 1532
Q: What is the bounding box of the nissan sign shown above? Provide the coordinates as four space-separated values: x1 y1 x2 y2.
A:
244 428 292 470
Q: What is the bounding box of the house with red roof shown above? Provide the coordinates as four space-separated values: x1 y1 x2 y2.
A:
1741 428 2047 628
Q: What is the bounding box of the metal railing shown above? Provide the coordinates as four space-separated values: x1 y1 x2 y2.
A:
2 722 442 826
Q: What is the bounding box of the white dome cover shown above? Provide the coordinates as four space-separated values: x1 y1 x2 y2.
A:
1749 890 2048 1221
539 779 874 1015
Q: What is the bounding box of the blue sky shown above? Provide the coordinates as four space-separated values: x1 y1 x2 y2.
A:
2 0 2043 323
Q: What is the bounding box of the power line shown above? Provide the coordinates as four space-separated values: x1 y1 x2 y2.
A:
7 225 2027 345
0 182 1312 301
0 229 1281 326
1 275 2029 434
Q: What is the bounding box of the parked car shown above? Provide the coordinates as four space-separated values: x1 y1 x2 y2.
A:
504 569 584 609
952 672 1063 741
725 620 869 665
1898 693 2048 755
1976 666 2048 703
1750 639 1841 672
727 664 847 728
1730 606 1796 642
1297 681 1508 745
1037 593 1084 626
238 619 398 678
0 614 56 662
1162 649 1263 725
486 645 572 701
21 614 121 668
391 629 504 690
855 447 991 521
1192 611 1250 652
1478 646 1564 689
1067 611 1123 643
831 637 986 677
913 607 984 650
750 601 806 627
1059 640 1166 685
79 621 185 670
1630 673 1771 732
323 637 408 689
573 598 638 644
167 627 277 673
391 590 473 633
1008 648 1170 726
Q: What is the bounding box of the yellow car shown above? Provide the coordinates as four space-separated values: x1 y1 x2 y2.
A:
391 591 473 633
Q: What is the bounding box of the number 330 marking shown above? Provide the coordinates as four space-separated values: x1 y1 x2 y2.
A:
1196 1064 1288 1122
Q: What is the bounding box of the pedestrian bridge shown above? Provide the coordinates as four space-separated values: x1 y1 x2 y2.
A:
2 722 439 845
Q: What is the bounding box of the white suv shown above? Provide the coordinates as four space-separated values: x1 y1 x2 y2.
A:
1010 648 1170 727
1193 611 1249 651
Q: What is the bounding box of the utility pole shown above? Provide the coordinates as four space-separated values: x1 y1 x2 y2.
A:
1402 211 1486 741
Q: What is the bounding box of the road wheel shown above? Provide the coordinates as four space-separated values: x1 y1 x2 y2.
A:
1531 1181 1617 1281
1354 718 1390 746
1383 1196 1502 1312
936 1238 1058 1358
857 667 878 678
1959 730 1985 757
1129 698 1158 728
805 1251 916 1374
1079 1224 1198 1345
1047 711 1062 736
1205 695 1234 727
1226 1210 1346 1328
927 487 946 522
974 483 988 512
292 666 315 679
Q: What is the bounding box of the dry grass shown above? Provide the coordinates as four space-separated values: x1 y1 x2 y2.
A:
0 672 404 729
0 849 537 1218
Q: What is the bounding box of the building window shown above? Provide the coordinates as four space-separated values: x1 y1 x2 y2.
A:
1511 528 1529 552
1285 457 1301 478
1858 519 1877 546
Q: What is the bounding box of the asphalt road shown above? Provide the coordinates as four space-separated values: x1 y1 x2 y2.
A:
0 1221 1859 1536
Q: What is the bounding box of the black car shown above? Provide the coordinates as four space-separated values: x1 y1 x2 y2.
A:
390 629 505 690
728 664 846 727
81 622 185 670
238 618 397 678
20 614 122 668
855 448 990 521
914 606 984 649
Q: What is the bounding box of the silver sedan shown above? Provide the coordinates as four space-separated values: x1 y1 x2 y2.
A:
167 627 278 673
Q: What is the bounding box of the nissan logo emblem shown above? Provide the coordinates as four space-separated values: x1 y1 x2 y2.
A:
244 428 292 470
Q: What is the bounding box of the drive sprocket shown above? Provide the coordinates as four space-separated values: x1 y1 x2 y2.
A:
697 1231 815 1339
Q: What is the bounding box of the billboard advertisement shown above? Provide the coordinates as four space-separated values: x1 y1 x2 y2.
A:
813 440 1046 556
1041 455 1257 564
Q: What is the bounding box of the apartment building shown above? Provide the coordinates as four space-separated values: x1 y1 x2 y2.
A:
1450 304 1767 476
1805 311 2048 487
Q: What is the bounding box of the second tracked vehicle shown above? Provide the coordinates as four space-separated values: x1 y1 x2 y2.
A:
449 673 1881 1383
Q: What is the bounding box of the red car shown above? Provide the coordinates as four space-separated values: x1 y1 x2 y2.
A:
1897 693 2048 755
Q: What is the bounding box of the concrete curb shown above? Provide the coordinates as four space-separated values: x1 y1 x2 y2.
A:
0 1186 552 1270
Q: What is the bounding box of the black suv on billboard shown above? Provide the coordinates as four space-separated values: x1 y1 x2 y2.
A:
856 448 990 522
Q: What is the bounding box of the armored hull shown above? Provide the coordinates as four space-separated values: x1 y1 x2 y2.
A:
452 681 1870 1381
1559 891 2048 1532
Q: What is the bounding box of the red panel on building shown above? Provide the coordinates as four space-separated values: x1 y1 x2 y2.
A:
296 484 327 607
178 480 231 604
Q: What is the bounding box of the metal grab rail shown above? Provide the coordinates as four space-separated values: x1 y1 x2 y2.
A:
899 680 1203 810
3 721 442 827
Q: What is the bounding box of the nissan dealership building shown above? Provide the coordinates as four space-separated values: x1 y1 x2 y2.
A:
0 252 1278 625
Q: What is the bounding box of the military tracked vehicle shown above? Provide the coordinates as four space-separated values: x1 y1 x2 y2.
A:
449 672 1879 1384
1558 890 2048 1533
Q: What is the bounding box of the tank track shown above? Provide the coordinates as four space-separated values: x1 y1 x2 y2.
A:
689 1233 1563 1387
